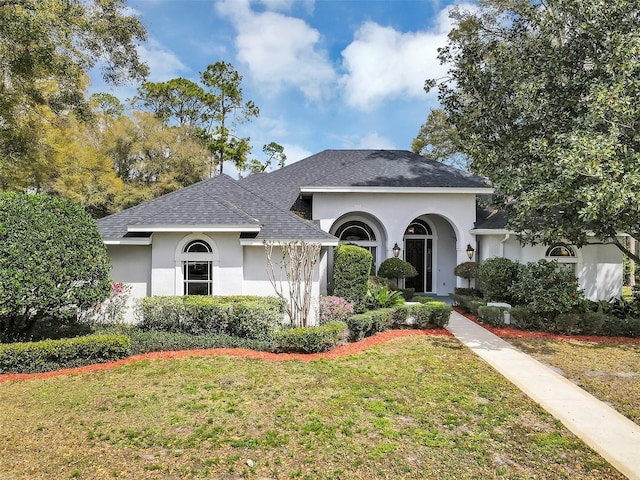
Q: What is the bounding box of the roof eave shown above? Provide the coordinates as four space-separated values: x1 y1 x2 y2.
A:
301 186 494 194
240 239 339 246
127 224 261 233
104 237 153 245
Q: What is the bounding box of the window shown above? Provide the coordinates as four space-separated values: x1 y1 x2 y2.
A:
334 219 379 265
405 219 432 236
183 240 213 295
546 244 577 273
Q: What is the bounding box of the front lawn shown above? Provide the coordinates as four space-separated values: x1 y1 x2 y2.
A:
0 336 622 479
508 338 640 425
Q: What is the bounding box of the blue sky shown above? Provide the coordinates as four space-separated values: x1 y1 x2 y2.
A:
90 0 471 176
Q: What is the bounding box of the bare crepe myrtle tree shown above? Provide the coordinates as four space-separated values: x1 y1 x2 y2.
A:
264 240 322 328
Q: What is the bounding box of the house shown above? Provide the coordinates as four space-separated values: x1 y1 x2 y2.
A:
97 149 623 322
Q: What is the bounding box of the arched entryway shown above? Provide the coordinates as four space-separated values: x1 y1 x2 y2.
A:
403 219 435 293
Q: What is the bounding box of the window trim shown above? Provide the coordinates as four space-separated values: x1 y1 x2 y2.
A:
175 234 219 295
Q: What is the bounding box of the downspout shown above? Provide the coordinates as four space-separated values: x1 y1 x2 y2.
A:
500 233 510 257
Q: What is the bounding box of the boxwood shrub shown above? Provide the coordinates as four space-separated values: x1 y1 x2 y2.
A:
0 334 130 374
333 244 372 312
477 305 507 327
275 321 348 353
346 308 394 341
139 296 285 342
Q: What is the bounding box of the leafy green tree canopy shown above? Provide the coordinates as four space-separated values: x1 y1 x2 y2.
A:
0 193 111 340
0 0 147 191
430 0 640 261
412 109 468 170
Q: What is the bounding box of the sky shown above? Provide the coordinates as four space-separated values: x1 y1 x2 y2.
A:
89 0 472 177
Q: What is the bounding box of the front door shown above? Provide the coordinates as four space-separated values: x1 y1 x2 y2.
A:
405 238 433 293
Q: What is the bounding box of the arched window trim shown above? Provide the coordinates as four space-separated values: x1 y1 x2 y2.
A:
404 218 435 237
335 220 376 242
546 244 576 258
184 239 212 253
175 234 219 296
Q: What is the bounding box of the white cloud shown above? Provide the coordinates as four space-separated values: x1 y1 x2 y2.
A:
216 0 336 102
340 3 474 111
355 133 396 150
137 37 188 82
280 143 313 164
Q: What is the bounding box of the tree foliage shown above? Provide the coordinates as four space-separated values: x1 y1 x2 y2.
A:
377 258 418 286
430 0 640 261
412 109 468 170
0 0 147 190
0 193 111 340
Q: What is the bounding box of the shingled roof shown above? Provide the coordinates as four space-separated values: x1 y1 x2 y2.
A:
97 174 336 242
241 149 490 212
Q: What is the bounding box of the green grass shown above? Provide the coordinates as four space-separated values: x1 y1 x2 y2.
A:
509 337 640 425
0 336 624 479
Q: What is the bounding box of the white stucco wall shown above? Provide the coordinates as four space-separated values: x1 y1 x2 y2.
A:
312 191 477 294
477 234 623 301
106 244 151 322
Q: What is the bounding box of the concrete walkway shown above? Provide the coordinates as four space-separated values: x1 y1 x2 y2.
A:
446 310 640 480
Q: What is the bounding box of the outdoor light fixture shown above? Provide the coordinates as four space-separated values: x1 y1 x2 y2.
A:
393 243 401 257
466 244 475 260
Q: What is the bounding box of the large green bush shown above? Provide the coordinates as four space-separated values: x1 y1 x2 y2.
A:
509 260 584 320
0 334 130 374
275 321 347 353
346 309 394 341
139 296 285 342
333 245 372 312
477 257 520 302
377 257 418 286
0 193 111 341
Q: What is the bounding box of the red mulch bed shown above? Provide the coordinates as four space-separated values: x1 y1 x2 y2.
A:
454 307 640 344
0 328 453 384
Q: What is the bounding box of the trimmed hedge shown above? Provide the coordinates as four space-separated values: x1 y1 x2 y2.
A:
346 309 394 341
275 321 348 353
393 302 451 329
449 294 486 315
114 329 273 355
139 296 285 342
333 245 372 312
477 305 507 327
0 334 130 374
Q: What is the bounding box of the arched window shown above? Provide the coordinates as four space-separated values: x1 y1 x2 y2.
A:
183 239 213 295
405 219 432 236
546 244 578 273
332 219 380 265
335 221 376 242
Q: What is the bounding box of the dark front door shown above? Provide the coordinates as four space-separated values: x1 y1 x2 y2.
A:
404 238 433 293
405 239 425 292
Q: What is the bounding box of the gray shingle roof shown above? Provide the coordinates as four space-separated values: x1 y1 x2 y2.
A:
241 149 490 212
474 207 508 230
97 174 335 241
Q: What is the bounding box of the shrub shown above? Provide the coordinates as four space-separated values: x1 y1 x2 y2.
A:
0 334 130 374
509 260 584 319
510 306 544 330
553 313 581 335
454 287 483 298
390 303 451 329
333 245 373 312
275 321 347 353
377 257 418 286
92 282 132 325
346 309 394 341
454 261 478 288
0 193 111 341
578 312 608 335
319 296 354 325
139 296 285 342
396 288 415 301
477 306 507 327
366 283 405 309
477 257 520 302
